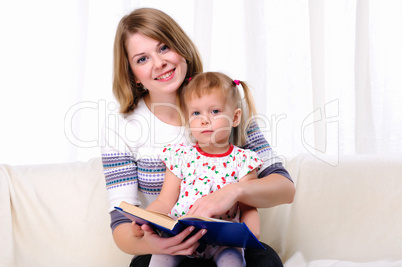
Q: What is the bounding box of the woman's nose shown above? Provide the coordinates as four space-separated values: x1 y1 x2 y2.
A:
153 55 166 69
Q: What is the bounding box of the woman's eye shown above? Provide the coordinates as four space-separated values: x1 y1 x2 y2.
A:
212 109 219 114
160 44 169 53
137 56 147 64
192 111 200 116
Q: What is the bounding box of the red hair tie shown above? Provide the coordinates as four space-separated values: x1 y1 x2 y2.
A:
233 80 240 85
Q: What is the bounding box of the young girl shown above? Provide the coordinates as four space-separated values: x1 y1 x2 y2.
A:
146 72 264 267
101 7 294 267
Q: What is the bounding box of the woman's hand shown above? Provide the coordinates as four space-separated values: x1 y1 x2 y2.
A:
131 221 144 238
140 224 206 255
113 222 206 256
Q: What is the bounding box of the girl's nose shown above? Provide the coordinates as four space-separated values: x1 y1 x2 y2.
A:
201 116 210 125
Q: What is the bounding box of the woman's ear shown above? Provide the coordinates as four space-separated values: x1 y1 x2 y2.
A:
233 108 242 127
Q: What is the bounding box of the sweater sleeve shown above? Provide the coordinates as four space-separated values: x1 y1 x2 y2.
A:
102 152 139 212
243 120 293 182
101 113 141 213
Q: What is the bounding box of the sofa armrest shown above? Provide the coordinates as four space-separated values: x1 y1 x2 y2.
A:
0 158 132 267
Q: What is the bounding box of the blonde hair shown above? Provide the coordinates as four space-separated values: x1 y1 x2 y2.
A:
180 72 257 147
113 8 203 113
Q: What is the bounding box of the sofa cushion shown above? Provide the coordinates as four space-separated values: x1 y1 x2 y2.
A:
285 252 402 267
259 154 402 264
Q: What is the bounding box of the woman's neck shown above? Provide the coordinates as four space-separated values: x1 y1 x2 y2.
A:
144 93 183 126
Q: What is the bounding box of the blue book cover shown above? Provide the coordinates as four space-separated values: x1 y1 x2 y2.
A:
115 201 265 250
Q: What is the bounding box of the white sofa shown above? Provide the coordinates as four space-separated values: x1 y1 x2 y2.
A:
1 154 401 267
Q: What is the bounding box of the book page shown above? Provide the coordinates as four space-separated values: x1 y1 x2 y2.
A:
178 215 231 223
119 201 176 229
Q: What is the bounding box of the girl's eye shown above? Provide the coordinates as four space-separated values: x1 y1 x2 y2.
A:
192 111 200 116
212 109 219 114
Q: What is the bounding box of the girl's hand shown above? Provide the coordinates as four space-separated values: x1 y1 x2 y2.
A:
186 183 241 217
141 224 207 255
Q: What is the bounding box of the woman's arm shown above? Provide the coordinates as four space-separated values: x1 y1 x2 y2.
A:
239 204 260 239
237 170 260 239
186 171 294 218
238 120 295 207
238 172 295 208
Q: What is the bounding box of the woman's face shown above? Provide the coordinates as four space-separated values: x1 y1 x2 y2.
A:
126 32 187 98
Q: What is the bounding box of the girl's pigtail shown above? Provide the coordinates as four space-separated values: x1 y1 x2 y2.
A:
239 80 258 126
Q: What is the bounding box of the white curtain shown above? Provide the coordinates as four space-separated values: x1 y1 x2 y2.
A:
1 0 401 165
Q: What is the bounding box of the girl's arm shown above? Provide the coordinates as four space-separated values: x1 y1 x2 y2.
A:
146 169 181 213
112 169 206 255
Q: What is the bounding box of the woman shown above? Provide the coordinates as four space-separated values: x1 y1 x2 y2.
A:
101 7 295 267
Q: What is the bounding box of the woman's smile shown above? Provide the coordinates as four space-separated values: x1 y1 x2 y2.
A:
155 69 175 80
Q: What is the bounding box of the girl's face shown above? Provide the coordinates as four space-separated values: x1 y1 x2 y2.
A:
126 32 187 98
186 89 241 150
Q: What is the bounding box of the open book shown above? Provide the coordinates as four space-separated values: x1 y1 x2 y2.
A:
115 201 265 249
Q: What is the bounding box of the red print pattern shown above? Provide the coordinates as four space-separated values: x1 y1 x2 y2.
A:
161 143 262 221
